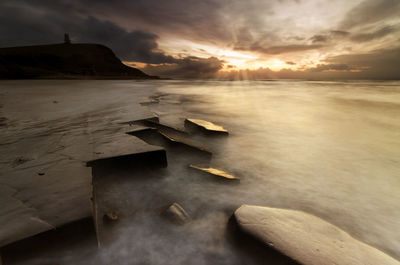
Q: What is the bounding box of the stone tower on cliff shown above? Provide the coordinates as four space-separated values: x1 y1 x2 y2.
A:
64 33 71 44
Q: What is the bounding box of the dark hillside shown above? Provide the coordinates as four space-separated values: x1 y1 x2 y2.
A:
0 43 155 79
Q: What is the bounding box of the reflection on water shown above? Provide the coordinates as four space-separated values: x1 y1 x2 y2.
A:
1 80 399 264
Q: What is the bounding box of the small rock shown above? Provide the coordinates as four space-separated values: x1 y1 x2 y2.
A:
104 212 118 222
0 117 8 127
164 203 191 225
12 156 30 167
38 172 45 176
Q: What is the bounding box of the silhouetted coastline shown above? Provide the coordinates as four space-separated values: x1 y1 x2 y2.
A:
0 42 157 79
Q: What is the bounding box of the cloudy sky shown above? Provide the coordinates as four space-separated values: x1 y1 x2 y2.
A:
1 0 399 79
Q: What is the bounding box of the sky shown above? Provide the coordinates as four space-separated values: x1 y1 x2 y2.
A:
0 0 399 79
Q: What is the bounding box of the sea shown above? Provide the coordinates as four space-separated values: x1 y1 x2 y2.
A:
0 79 399 264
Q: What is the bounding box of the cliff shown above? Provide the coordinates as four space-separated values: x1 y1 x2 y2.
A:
0 43 156 79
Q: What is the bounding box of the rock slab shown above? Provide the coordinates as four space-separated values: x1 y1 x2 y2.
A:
185 118 228 134
164 203 191 225
234 205 400 265
190 165 239 180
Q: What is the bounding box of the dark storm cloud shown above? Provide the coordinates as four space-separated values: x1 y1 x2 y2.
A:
330 30 350 37
0 0 247 64
0 0 228 78
0 0 399 80
349 25 398 42
325 48 400 79
0 2 75 46
79 17 177 63
91 0 236 44
310 35 329 43
142 57 224 78
308 31 350 44
0 0 278 50
0 2 176 64
11 0 233 43
309 24 397 45
1 0 399 50
339 0 400 29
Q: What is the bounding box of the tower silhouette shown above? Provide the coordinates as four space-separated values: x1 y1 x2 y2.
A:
64 33 71 44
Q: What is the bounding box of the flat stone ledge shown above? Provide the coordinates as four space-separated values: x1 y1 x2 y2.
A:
87 134 167 168
234 205 400 265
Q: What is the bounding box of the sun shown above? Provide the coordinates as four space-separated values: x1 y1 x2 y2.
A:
266 59 287 70
222 57 293 71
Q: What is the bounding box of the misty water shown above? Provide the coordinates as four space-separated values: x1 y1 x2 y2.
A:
1 80 399 264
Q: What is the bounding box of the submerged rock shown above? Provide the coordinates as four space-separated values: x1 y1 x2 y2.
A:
185 118 228 135
128 127 212 157
126 126 158 135
189 165 239 180
122 116 159 126
164 203 191 225
12 156 31 167
104 212 119 222
141 119 188 136
0 117 8 127
234 205 400 265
